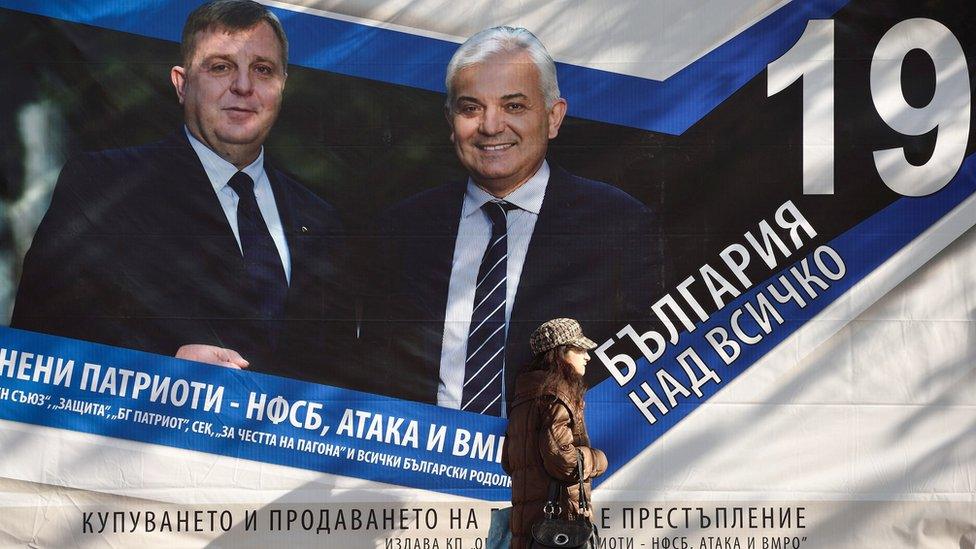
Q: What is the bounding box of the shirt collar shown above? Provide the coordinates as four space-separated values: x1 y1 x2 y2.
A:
184 125 265 191
462 160 549 218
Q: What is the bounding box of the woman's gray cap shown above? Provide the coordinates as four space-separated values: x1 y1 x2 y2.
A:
529 318 597 355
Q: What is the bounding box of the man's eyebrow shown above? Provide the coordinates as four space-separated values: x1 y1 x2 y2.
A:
197 54 280 66
454 93 528 104
200 53 237 65
199 54 234 65
251 55 279 66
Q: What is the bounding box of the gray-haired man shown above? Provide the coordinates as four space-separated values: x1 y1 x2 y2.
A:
369 27 658 415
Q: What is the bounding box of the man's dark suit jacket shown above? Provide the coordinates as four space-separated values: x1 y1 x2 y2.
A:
365 164 659 404
12 131 353 386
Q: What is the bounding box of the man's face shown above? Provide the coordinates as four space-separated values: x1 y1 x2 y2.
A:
447 51 567 195
171 22 286 162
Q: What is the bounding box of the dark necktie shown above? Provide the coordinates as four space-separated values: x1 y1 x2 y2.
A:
461 201 516 416
226 171 288 320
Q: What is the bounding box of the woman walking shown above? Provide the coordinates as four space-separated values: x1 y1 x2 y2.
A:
502 318 608 548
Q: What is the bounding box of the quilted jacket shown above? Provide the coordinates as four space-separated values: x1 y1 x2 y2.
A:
501 370 608 549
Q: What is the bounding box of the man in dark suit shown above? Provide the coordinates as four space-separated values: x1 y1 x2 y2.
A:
367 27 656 414
11 0 350 385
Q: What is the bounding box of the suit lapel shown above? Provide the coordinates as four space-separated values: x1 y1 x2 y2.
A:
158 131 242 250
398 182 465 403
506 164 580 390
166 134 304 296
424 183 466 318
511 163 577 319
133 132 249 336
265 166 305 292
152 133 245 292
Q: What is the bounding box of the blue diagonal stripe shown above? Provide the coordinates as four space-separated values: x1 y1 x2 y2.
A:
0 0 849 134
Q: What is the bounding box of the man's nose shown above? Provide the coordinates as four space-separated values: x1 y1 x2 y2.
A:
479 107 505 135
230 68 254 95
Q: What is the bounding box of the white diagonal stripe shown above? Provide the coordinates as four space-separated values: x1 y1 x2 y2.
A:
476 254 507 287
467 323 505 361
469 301 505 336
463 346 504 387
462 370 502 410
473 277 506 312
488 234 506 250
480 394 501 414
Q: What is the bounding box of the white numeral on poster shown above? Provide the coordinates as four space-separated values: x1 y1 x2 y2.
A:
768 18 971 197
871 18 971 196
767 20 835 195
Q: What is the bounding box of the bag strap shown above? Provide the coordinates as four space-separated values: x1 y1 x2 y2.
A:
543 479 562 519
576 448 590 513
534 394 590 520
542 448 592 519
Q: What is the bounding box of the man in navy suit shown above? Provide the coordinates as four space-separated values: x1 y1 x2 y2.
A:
12 1 351 385
368 27 657 413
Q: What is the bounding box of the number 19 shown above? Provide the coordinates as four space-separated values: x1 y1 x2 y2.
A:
767 18 971 197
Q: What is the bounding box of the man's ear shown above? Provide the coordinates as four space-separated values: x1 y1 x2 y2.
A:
547 98 568 139
445 106 455 144
170 66 188 105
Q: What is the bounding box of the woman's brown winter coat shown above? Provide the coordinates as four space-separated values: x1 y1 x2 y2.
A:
501 370 608 549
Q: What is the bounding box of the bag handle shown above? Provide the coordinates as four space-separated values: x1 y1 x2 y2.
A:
576 448 590 513
543 448 590 518
543 479 562 518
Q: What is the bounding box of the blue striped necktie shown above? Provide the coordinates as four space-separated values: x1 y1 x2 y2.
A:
461 200 516 416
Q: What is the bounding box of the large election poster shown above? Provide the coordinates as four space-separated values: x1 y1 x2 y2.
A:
0 0 974 547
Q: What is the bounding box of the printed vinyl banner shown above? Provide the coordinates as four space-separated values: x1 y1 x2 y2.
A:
0 0 974 547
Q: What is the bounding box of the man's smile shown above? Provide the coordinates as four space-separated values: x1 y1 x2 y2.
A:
477 143 515 151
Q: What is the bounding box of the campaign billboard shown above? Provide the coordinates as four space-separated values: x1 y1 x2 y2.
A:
0 1 973 547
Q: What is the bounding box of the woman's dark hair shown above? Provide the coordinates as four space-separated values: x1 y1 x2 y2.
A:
529 344 586 409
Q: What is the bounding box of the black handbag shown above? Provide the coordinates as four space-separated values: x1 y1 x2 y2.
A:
529 449 600 549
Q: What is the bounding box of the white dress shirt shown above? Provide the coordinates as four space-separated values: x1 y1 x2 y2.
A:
185 127 291 283
437 161 550 410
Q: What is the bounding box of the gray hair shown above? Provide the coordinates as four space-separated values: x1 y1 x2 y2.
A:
445 26 561 109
